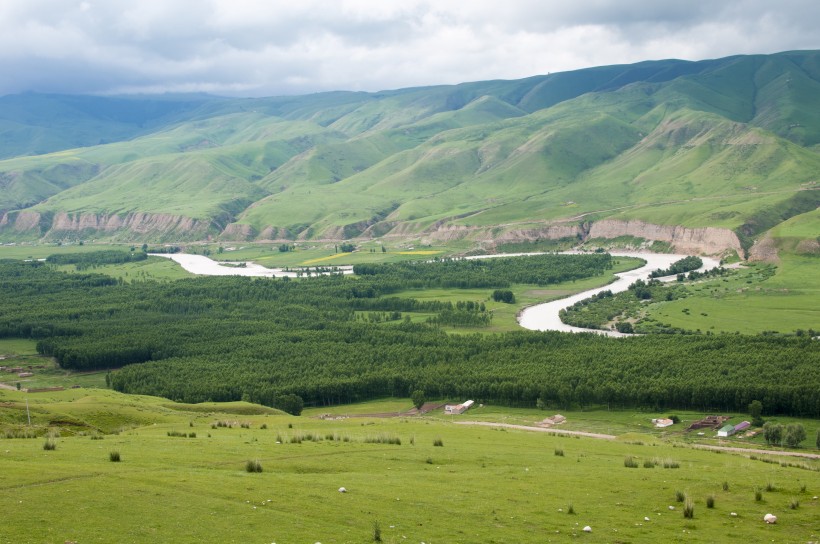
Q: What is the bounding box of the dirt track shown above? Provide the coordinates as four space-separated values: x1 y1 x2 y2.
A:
454 421 820 459
454 421 616 440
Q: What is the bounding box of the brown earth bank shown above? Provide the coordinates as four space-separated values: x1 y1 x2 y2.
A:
0 211 745 255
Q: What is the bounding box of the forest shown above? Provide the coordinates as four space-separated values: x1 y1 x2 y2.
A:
0 255 817 416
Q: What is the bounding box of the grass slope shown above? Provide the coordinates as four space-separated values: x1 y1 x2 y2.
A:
0 51 819 246
1 389 818 543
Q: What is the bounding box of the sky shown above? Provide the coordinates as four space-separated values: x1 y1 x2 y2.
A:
1 0 818 97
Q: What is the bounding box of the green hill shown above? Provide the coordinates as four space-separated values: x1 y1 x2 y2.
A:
0 51 818 254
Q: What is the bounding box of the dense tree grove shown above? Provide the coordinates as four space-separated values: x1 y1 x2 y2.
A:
353 253 613 289
0 259 818 416
45 249 147 269
649 256 703 278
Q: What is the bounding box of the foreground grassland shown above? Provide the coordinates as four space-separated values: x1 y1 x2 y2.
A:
1 389 818 544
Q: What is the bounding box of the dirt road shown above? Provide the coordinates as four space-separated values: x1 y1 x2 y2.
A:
455 421 820 459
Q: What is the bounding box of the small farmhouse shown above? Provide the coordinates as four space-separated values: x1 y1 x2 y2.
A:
444 400 474 415
717 424 736 437
652 418 674 428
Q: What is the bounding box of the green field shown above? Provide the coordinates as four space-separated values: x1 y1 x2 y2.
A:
643 258 819 334
1 389 818 543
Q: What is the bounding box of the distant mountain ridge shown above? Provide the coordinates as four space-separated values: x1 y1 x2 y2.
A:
1 50 818 255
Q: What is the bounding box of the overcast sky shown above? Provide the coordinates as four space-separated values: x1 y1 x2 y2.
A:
1 0 818 97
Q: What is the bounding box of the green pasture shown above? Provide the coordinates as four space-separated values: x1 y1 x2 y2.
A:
0 339 107 390
1 389 818 543
644 258 819 334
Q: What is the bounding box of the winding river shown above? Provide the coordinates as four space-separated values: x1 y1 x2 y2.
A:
152 251 719 335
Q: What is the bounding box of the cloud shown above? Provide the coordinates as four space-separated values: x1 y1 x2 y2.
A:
0 0 817 96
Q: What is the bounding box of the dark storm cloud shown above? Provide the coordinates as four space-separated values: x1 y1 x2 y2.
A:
0 0 816 97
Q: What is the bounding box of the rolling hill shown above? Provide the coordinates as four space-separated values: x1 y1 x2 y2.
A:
0 50 818 256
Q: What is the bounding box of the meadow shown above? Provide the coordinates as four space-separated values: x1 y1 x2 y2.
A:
1 387 818 544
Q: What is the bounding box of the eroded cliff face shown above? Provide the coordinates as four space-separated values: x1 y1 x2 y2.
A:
0 209 744 256
587 220 742 256
0 211 216 240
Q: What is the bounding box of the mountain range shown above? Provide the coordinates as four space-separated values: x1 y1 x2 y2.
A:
1 50 818 256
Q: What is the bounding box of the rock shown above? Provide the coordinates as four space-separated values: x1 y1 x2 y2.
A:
582 526 592 533
338 487 347 493
730 512 737 517
668 506 675 510
763 513 777 524
644 517 650 521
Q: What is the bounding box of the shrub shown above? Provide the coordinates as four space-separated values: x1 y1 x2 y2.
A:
188 432 196 438
554 447 564 457
722 481 729 491
706 495 715 508
426 457 433 464
683 497 694 519
675 490 685 503
433 438 444 447
567 503 575 515
662 459 680 469
623 455 639 468
43 439 57 451
755 487 762 501
364 434 401 445
109 451 121 462
643 459 655 468
765 481 776 492
260 423 267 430
373 520 382 542
245 459 263 473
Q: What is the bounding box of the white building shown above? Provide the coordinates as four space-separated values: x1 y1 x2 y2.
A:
444 400 474 415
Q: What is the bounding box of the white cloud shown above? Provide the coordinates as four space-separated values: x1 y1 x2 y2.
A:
0 0 816 96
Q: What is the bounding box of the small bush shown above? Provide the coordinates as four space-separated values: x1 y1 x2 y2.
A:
433 438 444 447
290 435 302 444
722 481 729 491
683 497 694 519
706 495 715 508
43 439 57 451
755 487 762 501
90 434 104 440
426 457 433 464
624 455 639 468
662 459 680 469
789 497 799 509
188 432 196 438
240 422 250 429
643 459 656 468
800 484 806 493
675 490 685 503
373 520 382 542
567 503 575 515
245 459 263 473
109 451 121 462
260 423 267 430
554 447 564 457
365 434 401 445
765 481 776 492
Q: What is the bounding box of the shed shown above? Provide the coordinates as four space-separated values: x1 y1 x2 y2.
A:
717 424 736 437
444 400 475 415
733 421 751 432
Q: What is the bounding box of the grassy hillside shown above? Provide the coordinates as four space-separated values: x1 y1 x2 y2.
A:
1 51 818 248
1 388 818 543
